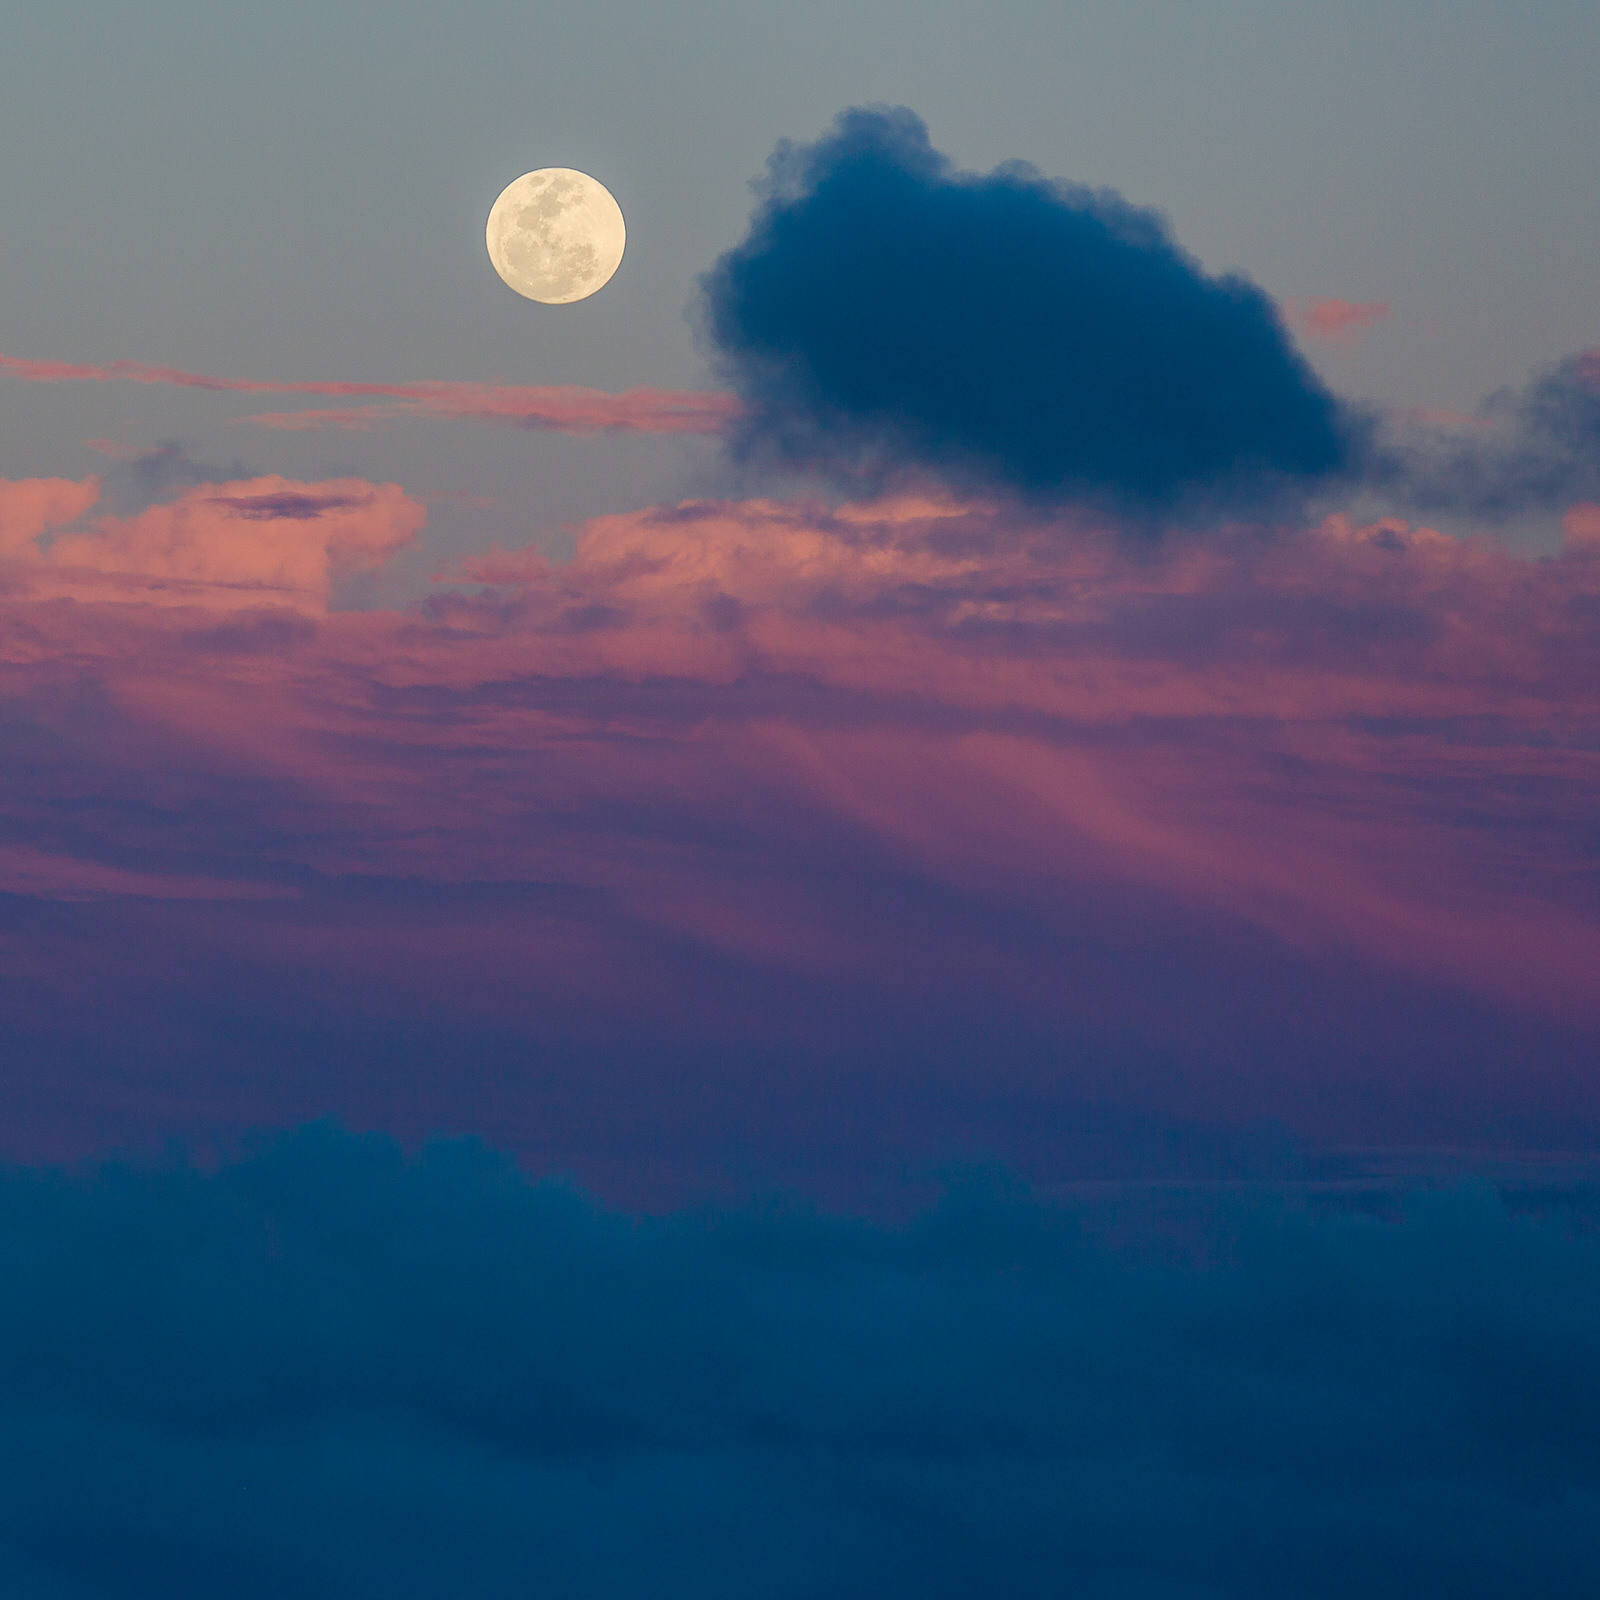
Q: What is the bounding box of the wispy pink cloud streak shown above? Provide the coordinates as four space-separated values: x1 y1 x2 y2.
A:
0 352 739 435
2 475 1598 1169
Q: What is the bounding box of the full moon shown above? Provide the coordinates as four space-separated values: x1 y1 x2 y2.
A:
485 169 626 305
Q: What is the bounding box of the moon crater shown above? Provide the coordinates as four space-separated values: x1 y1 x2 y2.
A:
486 169 626 306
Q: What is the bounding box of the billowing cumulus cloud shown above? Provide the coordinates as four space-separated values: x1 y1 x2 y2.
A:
1 1124 1598 1598
700 107 1357 516
0 471 1597 1189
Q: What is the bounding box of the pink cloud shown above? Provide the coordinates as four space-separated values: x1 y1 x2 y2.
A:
1564 502 1600 550
0 474 100 555
3 473 423 611
237 386 740 434
464 502 1600 1021
2 478 1599 1173
0 351 739 436
1284 297 1392 343
7 482 1599 1002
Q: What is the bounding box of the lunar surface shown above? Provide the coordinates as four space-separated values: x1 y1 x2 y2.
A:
486 169 626 305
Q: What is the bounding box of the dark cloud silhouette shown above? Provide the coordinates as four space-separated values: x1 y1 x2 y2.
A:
700 107 1357 517
1 1125 1599 1597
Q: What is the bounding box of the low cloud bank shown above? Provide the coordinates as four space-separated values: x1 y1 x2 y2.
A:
0 1124 1597 1598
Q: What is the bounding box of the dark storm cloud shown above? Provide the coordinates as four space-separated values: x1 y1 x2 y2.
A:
2 1125 1599 1598
699 107 1358 517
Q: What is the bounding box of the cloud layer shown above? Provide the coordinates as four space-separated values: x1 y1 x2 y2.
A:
0 470 1597 1188
1283 297 1391 343
2 1124 1598 1599
701 107 1355 515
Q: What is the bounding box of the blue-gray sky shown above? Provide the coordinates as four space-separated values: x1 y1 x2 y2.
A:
2 0 1596 569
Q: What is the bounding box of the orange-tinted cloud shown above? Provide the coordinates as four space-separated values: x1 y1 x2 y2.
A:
0 351 739 435
1285 297 1391 342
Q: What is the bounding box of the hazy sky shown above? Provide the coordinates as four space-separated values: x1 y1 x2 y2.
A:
2 0 1596 566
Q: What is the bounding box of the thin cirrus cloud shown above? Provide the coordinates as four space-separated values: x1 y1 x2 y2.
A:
1 467 1598 1181
0 351 740 436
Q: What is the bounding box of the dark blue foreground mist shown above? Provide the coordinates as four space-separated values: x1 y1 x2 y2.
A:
2 1124 1598 1598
